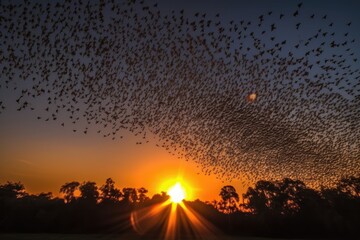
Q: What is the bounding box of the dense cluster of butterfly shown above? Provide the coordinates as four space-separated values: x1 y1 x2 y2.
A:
1 0 359 187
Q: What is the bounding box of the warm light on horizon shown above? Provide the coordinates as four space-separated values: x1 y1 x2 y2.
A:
168 182 185 203
158 176 195 200
131 181 218 239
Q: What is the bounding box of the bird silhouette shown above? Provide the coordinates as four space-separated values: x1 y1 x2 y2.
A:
0 0 359 187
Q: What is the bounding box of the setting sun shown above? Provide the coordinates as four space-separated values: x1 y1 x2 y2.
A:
168 183 186 203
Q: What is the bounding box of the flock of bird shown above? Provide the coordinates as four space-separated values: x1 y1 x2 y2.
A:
1 0 359 187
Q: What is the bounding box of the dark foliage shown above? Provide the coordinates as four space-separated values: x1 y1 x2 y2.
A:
0 177 359 238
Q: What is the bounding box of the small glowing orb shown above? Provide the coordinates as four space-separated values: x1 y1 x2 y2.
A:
247 92 257 102
168 183 185 203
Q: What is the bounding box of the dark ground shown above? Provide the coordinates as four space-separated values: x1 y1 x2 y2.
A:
0 234 353 240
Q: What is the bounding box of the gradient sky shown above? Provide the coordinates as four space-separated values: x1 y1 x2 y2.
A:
1 0 359 201
0 109 243 200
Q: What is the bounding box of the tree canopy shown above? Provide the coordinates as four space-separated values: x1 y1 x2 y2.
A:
0 176 359 237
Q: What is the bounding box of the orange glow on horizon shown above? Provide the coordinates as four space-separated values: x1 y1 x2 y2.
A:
159 176 194 201
130 177 219 239
0 112 247 202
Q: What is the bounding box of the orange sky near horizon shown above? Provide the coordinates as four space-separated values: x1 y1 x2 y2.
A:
0 109 247 202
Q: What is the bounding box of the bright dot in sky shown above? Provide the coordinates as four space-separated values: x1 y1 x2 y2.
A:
168 183 186 203
247 92 257 102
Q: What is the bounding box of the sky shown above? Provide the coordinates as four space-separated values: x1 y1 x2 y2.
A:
0 108 243 200
1 0 359 201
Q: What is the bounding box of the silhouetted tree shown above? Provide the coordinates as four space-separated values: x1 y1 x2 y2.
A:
321 176 360 235
277 178 307 215
79 181 99 203
122 187 138 203
100 178 122 203
1 177 360 237
242 180 278 215
242 178 323 216
137 187 149 204
218 185 239 214
150 191 169 204
0 181 27 199
60 181 80 203
24 192 54 203
336 176 360 198
36 192 53 200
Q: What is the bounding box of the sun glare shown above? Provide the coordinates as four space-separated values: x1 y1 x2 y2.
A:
168 183 185 203
131 180 218 238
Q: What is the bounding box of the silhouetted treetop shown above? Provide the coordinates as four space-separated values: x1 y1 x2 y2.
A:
242 178 324 215
79 181 99 203
336 176 360 198
138 187 149 204
100 178 122 203
60 181 80 203
218 185 239 214
122 187 138 203
0 181 27 199
1 177 360 237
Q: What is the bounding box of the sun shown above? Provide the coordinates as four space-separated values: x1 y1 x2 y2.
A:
168 183 186 203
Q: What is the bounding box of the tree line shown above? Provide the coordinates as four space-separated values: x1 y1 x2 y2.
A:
0 176 359 238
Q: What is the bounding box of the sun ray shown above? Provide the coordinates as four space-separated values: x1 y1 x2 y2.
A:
131 179 220 239
165 202 178 240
